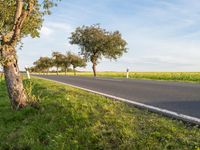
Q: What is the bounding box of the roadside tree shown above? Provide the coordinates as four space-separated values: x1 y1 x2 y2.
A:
60 54 71 75
69 24 127 77
0 0 60 108
68 52 86 76
52 52 63 75
34 57 53 74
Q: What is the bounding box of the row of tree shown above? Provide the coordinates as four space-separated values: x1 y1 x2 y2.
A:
31 24 128 77
31 52 86 75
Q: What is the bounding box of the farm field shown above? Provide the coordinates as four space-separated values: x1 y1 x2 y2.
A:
33 72 200 83
0 78 200 149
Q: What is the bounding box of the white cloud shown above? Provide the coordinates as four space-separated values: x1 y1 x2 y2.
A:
47 22 74 32
40 22 73 38
40 26 54 37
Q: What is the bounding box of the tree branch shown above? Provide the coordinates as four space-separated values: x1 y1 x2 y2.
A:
1 0 23 43
9 0 34 46
14 0 24 25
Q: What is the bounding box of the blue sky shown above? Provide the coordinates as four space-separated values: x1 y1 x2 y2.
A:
18 0 200 72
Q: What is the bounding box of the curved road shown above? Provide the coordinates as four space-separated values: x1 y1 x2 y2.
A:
34 75 200 121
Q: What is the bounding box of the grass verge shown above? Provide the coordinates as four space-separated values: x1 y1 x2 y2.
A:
0 78 200 149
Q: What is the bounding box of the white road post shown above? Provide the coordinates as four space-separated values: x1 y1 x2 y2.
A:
126 68 129 79
25 66 30 79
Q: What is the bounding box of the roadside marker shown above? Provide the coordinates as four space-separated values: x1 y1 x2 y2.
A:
126 68 129 79
25 66 30 79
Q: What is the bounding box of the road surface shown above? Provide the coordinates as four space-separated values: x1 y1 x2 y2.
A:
34 75 200 121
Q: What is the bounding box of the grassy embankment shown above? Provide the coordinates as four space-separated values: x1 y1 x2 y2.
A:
0 78 200 149
34 72 200 83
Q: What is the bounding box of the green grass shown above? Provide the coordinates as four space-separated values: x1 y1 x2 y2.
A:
0 78 200 149
35 72 200 83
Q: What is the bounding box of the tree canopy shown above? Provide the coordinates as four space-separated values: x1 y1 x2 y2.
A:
67 52 86 75
52 52 64 74
33 56 53 73
32 51 86 75
60 53 71 75
0 0 59 45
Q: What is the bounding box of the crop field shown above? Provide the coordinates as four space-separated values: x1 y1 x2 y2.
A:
33 72 200 83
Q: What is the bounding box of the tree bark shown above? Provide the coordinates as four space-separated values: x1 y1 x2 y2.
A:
3 55 27 109
92 63 97 77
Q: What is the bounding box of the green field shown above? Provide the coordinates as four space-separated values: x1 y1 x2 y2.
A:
34 72 200 83
0 78 200 149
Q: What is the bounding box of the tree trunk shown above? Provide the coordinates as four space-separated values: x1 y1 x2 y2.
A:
92 63 97 77
3 59 27 109
56 67 58 75
65 68 67 76
73 66 76 76
91 55 97 77
1 44 27 109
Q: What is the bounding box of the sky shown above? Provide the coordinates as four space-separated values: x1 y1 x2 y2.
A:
18 0 200 72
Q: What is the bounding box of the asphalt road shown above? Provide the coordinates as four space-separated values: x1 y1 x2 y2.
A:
34 75 200 119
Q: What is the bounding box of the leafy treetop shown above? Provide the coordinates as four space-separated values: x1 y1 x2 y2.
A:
67 52 86 69
69 24 127 64
33 56 52 71
0 0 60 46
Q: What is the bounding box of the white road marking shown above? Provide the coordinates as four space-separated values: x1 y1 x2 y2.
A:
35 76 200 125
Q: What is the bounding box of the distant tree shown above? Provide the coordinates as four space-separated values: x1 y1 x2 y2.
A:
60 54 71 75
33 58 43 73
33 61 44 73
68 52 86 76
33 57 53 74
32 65 43 74
0 0 60 108
26 66 35 73
52 52 63 75
69 24 127 77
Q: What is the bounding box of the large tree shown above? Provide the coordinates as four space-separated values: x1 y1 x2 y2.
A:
68 52 86 76
0 0 59 109
69 24 127 77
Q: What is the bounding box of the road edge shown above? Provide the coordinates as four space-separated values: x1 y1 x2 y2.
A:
34 76 200 126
